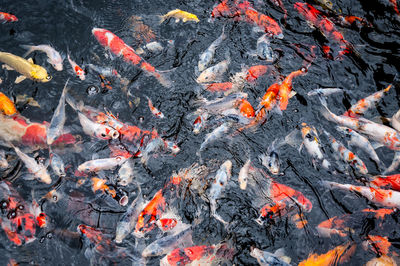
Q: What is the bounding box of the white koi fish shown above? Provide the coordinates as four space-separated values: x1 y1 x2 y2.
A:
67 54 85 80
47 79 69 145
198 27 226 72
118 159 134 186
77 156 127 173
196 57 230 84
238 159 251 190
21 44 63 71
50 152 65 177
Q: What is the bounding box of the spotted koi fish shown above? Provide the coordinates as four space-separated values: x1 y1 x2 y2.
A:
0 181 46 246
92 28 171 87
294 2 352 58
0 12 18 23
67 55 85 80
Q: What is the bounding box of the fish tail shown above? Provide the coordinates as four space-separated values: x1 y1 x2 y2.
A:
154 70 172 88
317 95 334 121
20 45 35 58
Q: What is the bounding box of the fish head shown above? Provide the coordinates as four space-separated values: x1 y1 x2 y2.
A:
37 169 52 184
31 66 52 83
95 126 120 140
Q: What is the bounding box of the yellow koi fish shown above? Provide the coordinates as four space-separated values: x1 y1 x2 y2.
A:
159 9 199 23
0 51 51 83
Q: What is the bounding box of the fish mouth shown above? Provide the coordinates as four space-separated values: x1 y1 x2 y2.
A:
110 130 120 139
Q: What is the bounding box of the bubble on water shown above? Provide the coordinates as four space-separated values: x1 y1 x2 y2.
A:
7 210 16 219
46 232 53 239
40 236 45 243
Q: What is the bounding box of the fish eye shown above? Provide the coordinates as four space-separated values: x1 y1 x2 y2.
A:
0 200 8 209
101 133 107 137
17 205 24 210
46 75 52 81
306 133 312 139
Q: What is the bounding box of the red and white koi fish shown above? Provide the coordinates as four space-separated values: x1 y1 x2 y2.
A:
370 174 400 191
92 28 171 87
336 126 384 169
0 12 18 23
319 97 400 151
193 113 208 134
324 181 400 208
343 84 392 118
324 130 368 175
67 55 85 80
146 96 164 119
294 2 352 58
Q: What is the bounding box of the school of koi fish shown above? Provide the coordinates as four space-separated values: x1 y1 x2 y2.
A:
0 0 400 265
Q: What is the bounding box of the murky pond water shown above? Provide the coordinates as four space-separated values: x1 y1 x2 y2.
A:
0 0 400 265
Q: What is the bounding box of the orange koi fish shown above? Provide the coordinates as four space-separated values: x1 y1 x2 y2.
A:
370 174 400 191
324 181 400 208
299 242 356 266
245 65 272 83
205 82 233 92
294 2 351 58
260 83 280 111
0 92 17 115
92 28 171 87
235 98 255 118
259 181 312 221
0 12 18 23
278 68 306 110
365 235 391 256
211 1 283 38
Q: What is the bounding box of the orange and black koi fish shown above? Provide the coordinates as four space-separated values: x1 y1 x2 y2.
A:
294 2 352 58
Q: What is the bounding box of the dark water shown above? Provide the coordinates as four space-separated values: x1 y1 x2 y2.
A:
0 0 400 265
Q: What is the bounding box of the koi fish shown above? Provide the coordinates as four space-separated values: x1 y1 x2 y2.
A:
12 145 51 184
134 189 166 237
193 113 208 134
156 210 180 232
205 82 233 92
344 84 392 117
324 130 368 175
307 87 343 97
209 160 232 225
198 122 231 154
67 55 85 80
364 235 392 256
259 181 313 221
115 183 143 243
198 27 226 72
294 2 351 58
74 111 119 140
91 177 128 206
260 83 280 112
384 151 400 174
142 224 192 257
298 242 355 266
87 64 121 78
0 92 17 116
278 68 306 110
370 174 400 191
299 123 331 170
117 159 134 186
336 126 384 169
324 181 400 208
0 52 51 83
319 97 400 151
196 58 230 84
0 181 39 246
235 98 255 118
21 44 63 71
49 152 65 177
259 138 281 175
389 0 400 17
0 12 18 23
159 9 199 23
47 80 69 145
160 245 218 266
250 247 291 266
92 28 171 87
146 96 164 119
245 65 272 83
238 159 251 190
78 156 127 173
255 34 276 62
366 255 397 266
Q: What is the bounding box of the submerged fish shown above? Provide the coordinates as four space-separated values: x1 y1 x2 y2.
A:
196 58 230 84
198 27 227 72
238 159 251 190
147 96 164 119
250 247 291 266
0 12 18 23
78 156 127 173
256 34 276 62
21 44 63 71
49 152 65 177
47 80 69 145
259 138 281 175
159 9 199 23
209 160 232 225
0 51 51 83
67 55 85 80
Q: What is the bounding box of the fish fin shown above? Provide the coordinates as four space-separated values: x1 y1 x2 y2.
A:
20 45 35 58
27 58 34 63
371 141 384 150
2 64 14 71
289 90 297 98
284 129 301 149
15 75 26 84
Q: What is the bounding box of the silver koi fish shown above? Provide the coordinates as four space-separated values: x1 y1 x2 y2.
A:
21 44 63 71
78 156 127 173
47 79 69 145
198 27 226 72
